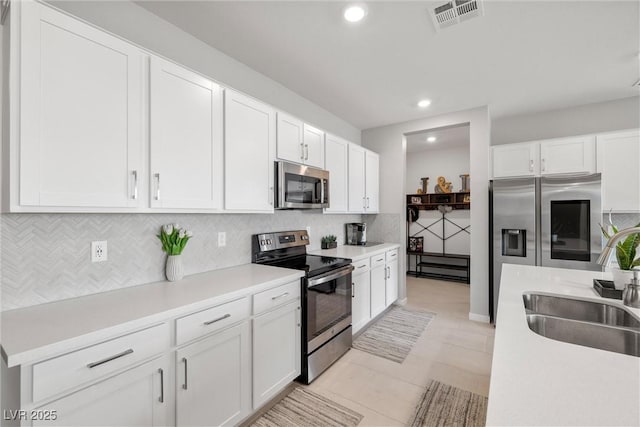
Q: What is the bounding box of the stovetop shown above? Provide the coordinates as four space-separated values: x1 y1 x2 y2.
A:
261 254 352 278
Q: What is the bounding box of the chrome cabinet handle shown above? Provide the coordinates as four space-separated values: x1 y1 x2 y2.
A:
300 143 305 160
388 266 391 279
541 158 546 171
203 313 231 326
352 282 355 298
87 348 133 369
377 258 384 262
269 186 274 206
363 197 366 209
182 357 188 390
131 170 138 200
529 159 534 172
158 368 164 403
154 173 161 200
272 292 289 301
358 264 367 268
296 306 301 327
304 144 309 160
366 197 370 208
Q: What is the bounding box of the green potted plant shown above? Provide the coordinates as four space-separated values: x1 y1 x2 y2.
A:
321 235 338 250
158 223 193 281
600 215 640 289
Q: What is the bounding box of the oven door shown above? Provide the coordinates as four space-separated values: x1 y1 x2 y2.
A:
306 265 354 353
276 161 329 209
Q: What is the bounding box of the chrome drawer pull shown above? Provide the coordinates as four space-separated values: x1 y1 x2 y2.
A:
271 292 290 301
182 357 188 390
87 348 133 369
376 258 384 262
131 170 138 200
203 313 231 326
154 173 161 200
358 264 367 268
158 368 164 403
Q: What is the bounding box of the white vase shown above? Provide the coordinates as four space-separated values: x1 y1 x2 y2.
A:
166 255 184 282
612 268 634 290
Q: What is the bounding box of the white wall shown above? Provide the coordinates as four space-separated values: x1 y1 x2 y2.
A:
406 146 470 194
47 0 361 144
492 96 640 145
362 106 490 322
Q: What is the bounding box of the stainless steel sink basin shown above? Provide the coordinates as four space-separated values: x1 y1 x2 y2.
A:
526 314 640 357
523 293 640 328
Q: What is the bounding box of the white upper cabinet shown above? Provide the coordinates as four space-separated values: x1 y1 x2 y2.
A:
348 145 366 213
365 151 380 213
17 2 145 210
324 134 349 213
491 143 538 178
597 130 640 212
224 90 276 212
149 57 223 210
276 112 324 168
539 136 596 176
302 124 325 168
348 145 379 213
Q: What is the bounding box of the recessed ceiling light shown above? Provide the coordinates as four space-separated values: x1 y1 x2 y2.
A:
344 5 366 23
427 136 437 143
417 99 432 108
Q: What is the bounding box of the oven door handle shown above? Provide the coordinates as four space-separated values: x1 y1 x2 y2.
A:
307 265 354 287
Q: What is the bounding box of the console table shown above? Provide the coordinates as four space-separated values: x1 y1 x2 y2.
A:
407 251 470 284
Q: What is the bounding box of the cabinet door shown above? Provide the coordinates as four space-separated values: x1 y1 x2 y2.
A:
324 135 349 213
370 265 387 318
253 301 301 409
365 150 380 213
224 90 276 212
491 143 537 178
540 136 596 175
32 357 168 427
385 259 399 307
348 145 366 213
19 2 144 208
176 322 251 427
303 124 325 168
351 271 371 334
276 112 304 164
597 130 640 212
150 57 222 209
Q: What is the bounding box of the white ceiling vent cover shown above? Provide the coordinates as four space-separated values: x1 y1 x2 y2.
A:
430 0 484 31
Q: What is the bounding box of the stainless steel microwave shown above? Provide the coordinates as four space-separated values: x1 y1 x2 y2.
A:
275 161 329 209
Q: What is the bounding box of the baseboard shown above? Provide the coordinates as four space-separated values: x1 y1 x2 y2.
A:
468 312 490 323
395 298 407 306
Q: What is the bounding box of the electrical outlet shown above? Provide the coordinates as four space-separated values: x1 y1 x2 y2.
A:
218 232 226 247
91 241 108 262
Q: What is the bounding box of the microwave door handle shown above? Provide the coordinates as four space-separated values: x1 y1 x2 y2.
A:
320 178 325 204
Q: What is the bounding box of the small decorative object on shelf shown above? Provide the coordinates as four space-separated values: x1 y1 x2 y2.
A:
600 213 640 290
420 177 430 194
416 188 423 194
411 196 422 204
157 223 193 282
321 235 338 249
408 236 424 252
463 194 471 203
434 176 452 193
459 174 470 192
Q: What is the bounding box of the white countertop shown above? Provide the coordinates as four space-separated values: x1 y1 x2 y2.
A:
486 264 640 426
1 264 304 367
309 243 400 261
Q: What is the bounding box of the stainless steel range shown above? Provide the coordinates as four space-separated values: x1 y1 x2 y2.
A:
252 230 353 384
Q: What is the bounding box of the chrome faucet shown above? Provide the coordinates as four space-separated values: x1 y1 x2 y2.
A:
597 226 640 308
596 226 640 265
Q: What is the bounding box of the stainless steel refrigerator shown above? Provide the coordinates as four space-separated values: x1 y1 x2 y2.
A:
489 174 602 322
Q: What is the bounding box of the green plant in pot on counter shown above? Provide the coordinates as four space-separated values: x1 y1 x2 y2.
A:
321 235 338 250
600 214 640 289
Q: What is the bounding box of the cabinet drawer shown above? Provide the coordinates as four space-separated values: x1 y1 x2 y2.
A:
351 258 370 275
32 323 169 403
386 249 399 262
370 253 386 268
176 297 250 346
253 281 300 315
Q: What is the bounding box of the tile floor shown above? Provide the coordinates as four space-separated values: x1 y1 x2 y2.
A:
305 275 495 426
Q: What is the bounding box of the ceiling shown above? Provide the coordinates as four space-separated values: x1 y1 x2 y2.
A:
137 1 640 130
406 124 469 153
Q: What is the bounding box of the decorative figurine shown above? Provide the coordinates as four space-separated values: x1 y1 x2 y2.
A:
420 177 429 194
460 174 470 192
435 176 452 193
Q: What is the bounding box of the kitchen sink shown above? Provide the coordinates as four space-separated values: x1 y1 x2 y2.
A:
523 293 640 328
526 314 640 357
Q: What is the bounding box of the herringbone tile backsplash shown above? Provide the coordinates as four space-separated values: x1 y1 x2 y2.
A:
0 212 362 311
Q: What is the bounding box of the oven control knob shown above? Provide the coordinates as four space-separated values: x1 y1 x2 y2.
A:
267 239 273 245
261 239 266 245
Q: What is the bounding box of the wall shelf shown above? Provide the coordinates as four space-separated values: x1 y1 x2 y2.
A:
406 192 470 210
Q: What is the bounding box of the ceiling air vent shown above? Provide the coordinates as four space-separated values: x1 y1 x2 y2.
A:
430 0 484 31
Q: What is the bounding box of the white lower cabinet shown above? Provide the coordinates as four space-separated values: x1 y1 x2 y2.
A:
385 250 399 307
351 264 371 334
32 356 169 427
253 300 301 409
370 263 387 318
176 322 251 427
